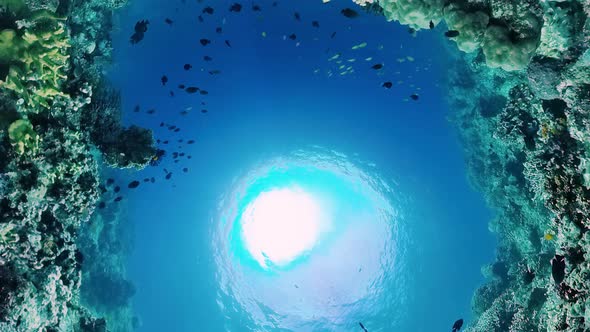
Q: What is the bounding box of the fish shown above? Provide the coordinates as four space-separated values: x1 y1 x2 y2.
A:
203 55 213 61
225 40 232 47
147 109 155 114
170 91 175 97
410 94 419 100
133 105 140 112
371 63 383 70
272 1 277 6
341 8 359 18
216 27 222 33
261 31 267 37
209 70 221 75
200 38 211 46
166 172 173 180
178 84 185 89
183 168 189 173
174 128 180 132
128 180 140 189
198 15 204 23
202 6 214 14
201 109 208 113
252 4 261 11
143 178 150 182
199 90 209 95
185 87 199 93
551 254 566 284
114 196 123 202
382 81 393 89
184 63 192 70
106 178 115 185
408 27 416 36
452 319 463 332
151 177 155 183
161 75 168 85
98 202 106 209
330 31 336 38
352 42 367 50
312 21 319 28
163 140 169 144
130 20 149 44
289 33 296 40
544 233 554 241
359 322 368 332
429 20 434 29
187 140 195 144
114 186 120 193
294 12 301 21
445 30 460 38
229 3 242 12
165 18 173 25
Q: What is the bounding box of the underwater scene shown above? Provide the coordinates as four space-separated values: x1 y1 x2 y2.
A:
0 0 589 331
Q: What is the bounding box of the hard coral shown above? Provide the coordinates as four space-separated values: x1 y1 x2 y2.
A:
378 0 444 30
8 118 38 155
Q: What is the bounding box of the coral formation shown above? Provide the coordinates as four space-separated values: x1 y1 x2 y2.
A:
0 0 154 331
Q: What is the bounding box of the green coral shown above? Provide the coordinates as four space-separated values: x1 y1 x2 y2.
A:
8 118 38 155
482 24 541 71
378 0 444 30
0 10 70 112
443 5 489 53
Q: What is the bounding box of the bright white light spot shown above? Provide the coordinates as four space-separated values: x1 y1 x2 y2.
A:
242 188 324 268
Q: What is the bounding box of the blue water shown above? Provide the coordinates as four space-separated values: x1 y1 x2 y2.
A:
106 0 496 331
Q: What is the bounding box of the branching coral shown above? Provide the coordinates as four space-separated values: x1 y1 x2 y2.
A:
7 118 38 155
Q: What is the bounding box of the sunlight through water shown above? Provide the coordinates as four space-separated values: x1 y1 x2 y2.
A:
212 148 408 331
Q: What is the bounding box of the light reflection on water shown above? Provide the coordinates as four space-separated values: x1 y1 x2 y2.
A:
212 148 409 331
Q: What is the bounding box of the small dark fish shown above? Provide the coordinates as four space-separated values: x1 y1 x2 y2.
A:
114 186 120 193
202 6 214 14
178 139 183 142
229 3 242 12
201 109 208 113
382 81 393 89
187 140 195 144
157 139 161 143
341 8 359 18
272 1 277 6
161 75 168 85
151 177 155 183
452 319 463 332
174 128 180 132
163 140 169 144
166 172 172 180
114 196 123 202
186 86 200 93
160 122 164 127
198 15 204 23
133 105 140 112
188 155 192 159
178 84 186 89
179 152 185 156
147 109 156 114
106 178 115 185
203 55 213 61
173 152 179 158
169 125 176 130
410 94 419 100
551 254 566 284
359 322 368 332
216 27 222 33
225 40 232 47
294 12 301 21
445 30 460 38
252 4 261 11
98 202 106 209
200 38 211 46
183 167 188 173
312 21 319 28
371 63 383 70
130 20 149 44
330 31 336 38
209 70 221 75
170 90 175 97
288 33 296 40
294 284 299 288
184 63 192 70
128 180 140 189
429 20 434 29
199 90 209 95
143 178 150 182
180 111 188 115
165 18 173 25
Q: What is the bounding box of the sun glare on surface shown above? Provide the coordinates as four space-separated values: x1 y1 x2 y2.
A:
241 188 325 268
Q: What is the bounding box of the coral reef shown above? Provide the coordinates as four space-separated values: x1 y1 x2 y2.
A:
0 0 154 331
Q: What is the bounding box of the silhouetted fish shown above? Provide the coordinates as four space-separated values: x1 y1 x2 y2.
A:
130 20 149 44
183 168 188 173
166 172 172 180
229 3 242 12
184 63 192 70
371 63 383 70
202 6 214 14
147 109 155 114
114 186 120 193
330 31 336 38
203 55 213 61
186 87 199 93
551 254 566 284
161 75 168 85
452 319 463 332
410 94 419 100
312 20 319 28
252 4 261 11
341 8 358 18
198 15 204 22
178 84 186 89
382 81 392 89
199 90 209 95
98 202 106 209
294 12 301 21
429 20 434 29
209 70 221 75
200 38 211 46
216 27 222 33
359 322 368 332
289 33 296 40
128 180 140 189
187 140 195 144
225 40 232 47
114 196 123 202
445 30 460 38
165 18 173 25
106 178 115 185
133 105 140 112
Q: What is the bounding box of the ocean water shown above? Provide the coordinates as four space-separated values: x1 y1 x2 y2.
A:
104 0 496 331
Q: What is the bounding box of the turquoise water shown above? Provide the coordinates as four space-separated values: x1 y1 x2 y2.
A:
105 0 496 330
